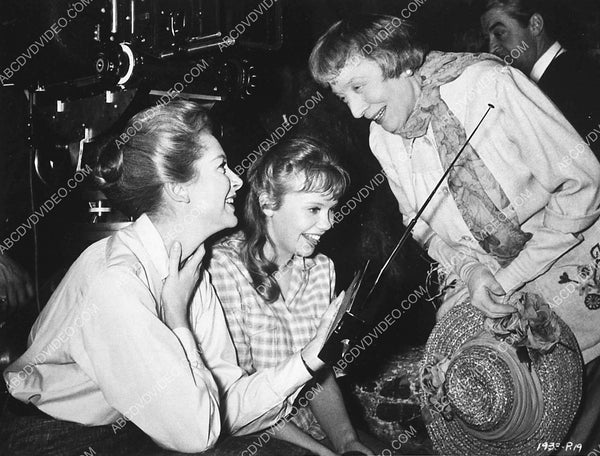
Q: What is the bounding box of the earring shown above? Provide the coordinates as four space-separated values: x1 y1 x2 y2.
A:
405 68 414 76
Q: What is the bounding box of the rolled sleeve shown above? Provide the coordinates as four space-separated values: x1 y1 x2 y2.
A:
413 218 436 249
427 232 482 282
190 271 312 435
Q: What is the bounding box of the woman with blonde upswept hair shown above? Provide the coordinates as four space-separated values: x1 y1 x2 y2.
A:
2 101 338 455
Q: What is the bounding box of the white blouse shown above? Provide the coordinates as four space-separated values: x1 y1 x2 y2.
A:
4 214 311 452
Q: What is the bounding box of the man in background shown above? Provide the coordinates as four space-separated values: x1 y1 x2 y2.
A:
481 0 600 157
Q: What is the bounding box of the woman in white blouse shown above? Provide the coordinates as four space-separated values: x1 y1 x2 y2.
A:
309 14 600 453
2 100 336 455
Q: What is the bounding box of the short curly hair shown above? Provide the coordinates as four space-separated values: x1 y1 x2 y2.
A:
309 14 426 86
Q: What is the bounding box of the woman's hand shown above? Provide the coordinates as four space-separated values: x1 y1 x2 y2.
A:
161 242 205 330
301 291 345 373
269 419 338 456
466 265 515 318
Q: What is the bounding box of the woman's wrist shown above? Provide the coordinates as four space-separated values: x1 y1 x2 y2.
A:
300 349 318 377
162 306 189 330
459 261 486 285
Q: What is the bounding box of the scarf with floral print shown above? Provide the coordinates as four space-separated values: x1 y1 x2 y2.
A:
398 51 532 266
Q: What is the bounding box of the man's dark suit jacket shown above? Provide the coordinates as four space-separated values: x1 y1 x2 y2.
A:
537 51 600 158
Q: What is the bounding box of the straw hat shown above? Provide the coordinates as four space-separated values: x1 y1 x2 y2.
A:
419 293 583 456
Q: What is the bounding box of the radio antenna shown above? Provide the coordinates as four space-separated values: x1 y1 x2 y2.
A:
364 103 496 303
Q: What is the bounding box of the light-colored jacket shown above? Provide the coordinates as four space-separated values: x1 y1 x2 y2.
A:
370 57 600 363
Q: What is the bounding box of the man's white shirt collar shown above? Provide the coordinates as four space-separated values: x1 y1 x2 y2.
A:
530 41 566 83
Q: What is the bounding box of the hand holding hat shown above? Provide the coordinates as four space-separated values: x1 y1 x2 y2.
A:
419 292 582 456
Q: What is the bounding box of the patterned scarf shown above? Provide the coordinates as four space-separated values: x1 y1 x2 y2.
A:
398 51 532 267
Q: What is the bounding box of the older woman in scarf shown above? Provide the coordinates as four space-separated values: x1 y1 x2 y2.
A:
309 14 600 453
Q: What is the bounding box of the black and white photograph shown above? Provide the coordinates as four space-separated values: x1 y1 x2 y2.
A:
1 1 600 455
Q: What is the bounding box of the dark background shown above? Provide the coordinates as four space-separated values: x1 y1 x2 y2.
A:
1 0 599 353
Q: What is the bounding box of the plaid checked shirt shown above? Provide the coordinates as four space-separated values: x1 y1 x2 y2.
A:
208 233 336 439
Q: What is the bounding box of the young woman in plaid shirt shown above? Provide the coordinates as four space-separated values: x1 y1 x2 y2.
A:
207 136 377 456
3 103 339 455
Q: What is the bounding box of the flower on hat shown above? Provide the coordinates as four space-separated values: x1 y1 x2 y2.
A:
484 292 561 354
420 301 582 456
420 354 453 423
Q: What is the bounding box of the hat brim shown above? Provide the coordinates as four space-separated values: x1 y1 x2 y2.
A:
421 302 583 456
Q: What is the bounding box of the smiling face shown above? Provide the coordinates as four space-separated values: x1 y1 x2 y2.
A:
264 177 337 264
185 134 243 237
329 56 420 135
481 7 537 74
